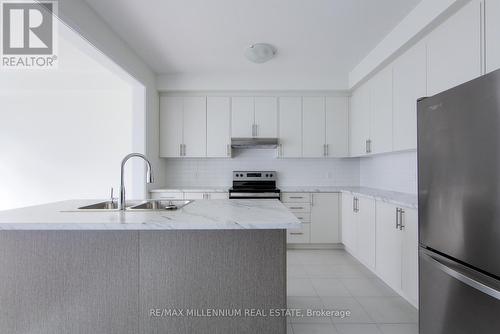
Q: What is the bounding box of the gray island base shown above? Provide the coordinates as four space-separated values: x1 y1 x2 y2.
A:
0 200 298 334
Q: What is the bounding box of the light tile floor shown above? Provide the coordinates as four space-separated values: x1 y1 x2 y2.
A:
287 249 418 334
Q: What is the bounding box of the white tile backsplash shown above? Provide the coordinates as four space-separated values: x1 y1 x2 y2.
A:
359 150 417 194
162 149 360 188
161 149 417 195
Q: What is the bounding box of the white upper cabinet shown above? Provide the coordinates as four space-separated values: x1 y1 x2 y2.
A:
207 97 231 158
160 96 207 158
393 42 426 151
427 0 482 96
302 97 326 157
231 97 254 137
325 97 349 157
278 97 302 158
369 66 393 154
254 97 278 137
310 193 340 243
486 0 500 73
350 83 370 156
160 96 184 158
231 97 277 138
182 97 207 157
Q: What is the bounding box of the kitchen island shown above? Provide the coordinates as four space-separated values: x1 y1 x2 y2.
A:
0 199 299 334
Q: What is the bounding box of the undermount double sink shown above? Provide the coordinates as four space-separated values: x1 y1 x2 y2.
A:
77 200 193 211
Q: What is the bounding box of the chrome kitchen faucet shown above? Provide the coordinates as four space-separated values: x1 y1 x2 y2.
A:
119 153 154 210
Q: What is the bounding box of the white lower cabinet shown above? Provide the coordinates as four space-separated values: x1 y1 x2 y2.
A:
401 209 418 305
287 223 311 244
341 193 357 254
376 202 403 289
375 201 418 307
341 193 418 307
284 192 340 244
341 194 376 268
356 197 376 269
310 193 340 243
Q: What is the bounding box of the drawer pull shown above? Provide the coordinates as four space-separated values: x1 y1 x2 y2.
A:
289 196 304 199
289 206 304 210
161 196 177 199
297 217 304 219
290 232 304 235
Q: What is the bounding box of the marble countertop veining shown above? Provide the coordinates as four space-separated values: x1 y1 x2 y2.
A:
0 199 300 230
150 186 418 209
280 186 417 208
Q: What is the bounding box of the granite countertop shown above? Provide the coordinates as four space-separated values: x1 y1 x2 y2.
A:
0 199 300 230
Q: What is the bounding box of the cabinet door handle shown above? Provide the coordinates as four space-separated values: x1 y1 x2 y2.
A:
290 232 304 236
353 197 356 212
226 144 231 157
289 206 304 210
396 208 401 229
326 144 329 157
289 197 304 199
399 209 405 230
367 139 372 153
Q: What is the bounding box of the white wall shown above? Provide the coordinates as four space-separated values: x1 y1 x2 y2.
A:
0 33 135 210
162 150 360 188
57 0 167 191
359 151 417 194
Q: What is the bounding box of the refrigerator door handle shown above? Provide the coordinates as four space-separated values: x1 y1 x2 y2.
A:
421 249 500 301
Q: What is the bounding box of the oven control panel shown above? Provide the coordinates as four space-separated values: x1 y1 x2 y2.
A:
233 171 276 181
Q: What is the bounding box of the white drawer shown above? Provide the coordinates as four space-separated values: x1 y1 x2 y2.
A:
287 223 310 243
282 193 311 203
151 192 184 200
283 202 311 213
292 213 311 223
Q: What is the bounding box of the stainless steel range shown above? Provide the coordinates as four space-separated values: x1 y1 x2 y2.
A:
228 171 280 199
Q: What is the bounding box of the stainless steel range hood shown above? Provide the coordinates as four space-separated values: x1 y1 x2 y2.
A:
231 138 279 149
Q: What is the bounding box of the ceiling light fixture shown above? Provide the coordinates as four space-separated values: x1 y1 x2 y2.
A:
245 43 277 63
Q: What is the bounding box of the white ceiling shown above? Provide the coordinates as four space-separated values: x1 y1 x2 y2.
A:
84 0 422 89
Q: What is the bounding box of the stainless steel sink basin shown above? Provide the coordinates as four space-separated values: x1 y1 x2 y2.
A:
128 200 192 211
77 201 118 211
75 200 192 212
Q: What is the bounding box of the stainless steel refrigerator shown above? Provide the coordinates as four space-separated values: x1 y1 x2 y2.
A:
418 70 500 333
